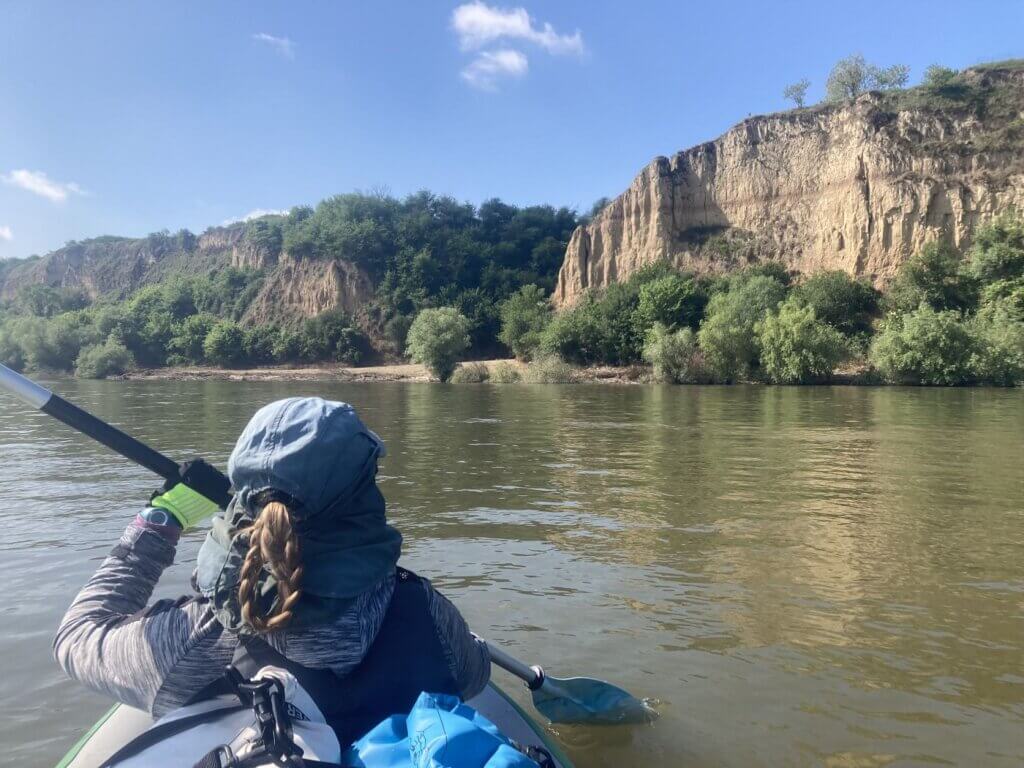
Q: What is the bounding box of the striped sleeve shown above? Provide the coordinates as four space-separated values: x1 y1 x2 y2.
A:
53 522 236 716
423 580 491 699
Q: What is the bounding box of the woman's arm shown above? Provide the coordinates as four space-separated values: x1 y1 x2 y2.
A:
424 582 491 700
53 518 234 715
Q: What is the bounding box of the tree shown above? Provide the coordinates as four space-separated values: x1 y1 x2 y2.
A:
923 64 958 91
969 298 1024 386
783 78 810 108
203 320 247 367
168 313 217 364
633 273 708 334
826 55 910 101
885 241 977 314
966 212 1024 286
826 55 874 101
498 285 551 360
757 300 849 383
872 64 910 90
405 307 471 381
869 305 976 385
643 323 706 383
792 270 879 336
299 310 363 364
697 275 788 381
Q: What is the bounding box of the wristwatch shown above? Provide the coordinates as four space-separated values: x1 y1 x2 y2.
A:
139 506 183 528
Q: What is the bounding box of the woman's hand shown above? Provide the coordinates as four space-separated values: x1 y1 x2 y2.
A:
150 458 231 530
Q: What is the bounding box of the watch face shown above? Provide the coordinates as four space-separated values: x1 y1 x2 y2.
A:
143 508 172 526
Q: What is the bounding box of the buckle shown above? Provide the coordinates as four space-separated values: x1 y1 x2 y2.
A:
225 667 305 767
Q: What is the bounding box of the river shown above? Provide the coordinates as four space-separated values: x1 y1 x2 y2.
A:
1 380 1022 767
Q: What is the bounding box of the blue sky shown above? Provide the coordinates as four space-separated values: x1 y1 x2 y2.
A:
2 1 1022 260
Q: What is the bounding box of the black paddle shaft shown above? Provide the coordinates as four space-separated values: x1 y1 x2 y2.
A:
41 393 184 483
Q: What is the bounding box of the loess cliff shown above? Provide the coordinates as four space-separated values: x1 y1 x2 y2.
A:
0 223 374 328
555 64 1024 306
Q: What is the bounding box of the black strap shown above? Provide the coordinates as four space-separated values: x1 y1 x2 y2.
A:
97 703 245 767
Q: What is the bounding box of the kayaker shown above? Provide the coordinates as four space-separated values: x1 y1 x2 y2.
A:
53 396 491 750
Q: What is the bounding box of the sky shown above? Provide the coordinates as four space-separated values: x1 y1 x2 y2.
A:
1 0 1022 260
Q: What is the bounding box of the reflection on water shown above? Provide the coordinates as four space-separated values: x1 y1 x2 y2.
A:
1 381 1022 766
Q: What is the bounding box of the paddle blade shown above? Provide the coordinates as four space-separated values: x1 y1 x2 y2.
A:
531 675 657 725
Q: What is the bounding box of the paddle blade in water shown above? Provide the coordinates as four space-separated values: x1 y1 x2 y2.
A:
531 676 657 725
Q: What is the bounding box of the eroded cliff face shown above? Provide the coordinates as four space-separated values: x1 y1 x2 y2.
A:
243 255 373 325
555 66 1024 306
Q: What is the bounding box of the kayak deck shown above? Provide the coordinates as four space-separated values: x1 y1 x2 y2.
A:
57 682 572 767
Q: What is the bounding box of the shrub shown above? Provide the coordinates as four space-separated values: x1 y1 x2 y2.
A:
969 299 1024 386
757 300 850 384
271 329 302 363
642 323 707 383
697 276 788 382
885 241 977 314
168 314 217 364
203 320 247 367
980 277 1024 318
299 310 363 364
966 212 1024 285
633 274 708 335
869 305 976 385
539 282 644 365
406 307 471 382
923 64 958 91
74 339 133 379
0 322 25 370
489 361 522 384
783 78 810 108
522 353 576 384
792 270 879 336
243 325 280 365
498 285 551 360
384 314 414 352
450 362 491 383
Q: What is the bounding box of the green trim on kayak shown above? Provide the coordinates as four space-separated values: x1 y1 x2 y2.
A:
493 686 575 768
54 704 120 768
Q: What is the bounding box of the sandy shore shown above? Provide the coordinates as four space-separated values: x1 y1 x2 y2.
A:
120 359 650 384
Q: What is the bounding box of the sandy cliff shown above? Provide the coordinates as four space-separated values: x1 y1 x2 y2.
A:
555 66 1024 305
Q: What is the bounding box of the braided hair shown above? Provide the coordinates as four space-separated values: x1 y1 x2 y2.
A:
237 499 305 633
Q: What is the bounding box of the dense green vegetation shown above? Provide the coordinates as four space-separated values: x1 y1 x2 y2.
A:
0 191 578 377
0 195 1021 387
496 213 1024 387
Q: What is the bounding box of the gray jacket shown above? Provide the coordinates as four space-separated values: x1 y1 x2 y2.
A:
53 519 490 717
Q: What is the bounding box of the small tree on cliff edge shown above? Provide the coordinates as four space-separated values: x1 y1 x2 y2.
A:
406 307 471 382
783 78 810 108
826 55 910 102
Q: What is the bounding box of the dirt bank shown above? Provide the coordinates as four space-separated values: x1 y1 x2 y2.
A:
119 359 650 384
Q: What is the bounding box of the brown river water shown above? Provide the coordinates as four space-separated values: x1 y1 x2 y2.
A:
1 380 1022 767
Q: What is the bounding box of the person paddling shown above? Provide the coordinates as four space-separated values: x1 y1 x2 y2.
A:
53 397 491 758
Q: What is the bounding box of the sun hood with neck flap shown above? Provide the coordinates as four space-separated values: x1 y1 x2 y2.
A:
195 397 402 630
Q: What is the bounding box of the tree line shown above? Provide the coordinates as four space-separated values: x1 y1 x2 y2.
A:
1 195 1021 387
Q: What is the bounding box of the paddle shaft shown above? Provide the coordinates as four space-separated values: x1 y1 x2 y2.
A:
1 363 186 490
486 642 545 690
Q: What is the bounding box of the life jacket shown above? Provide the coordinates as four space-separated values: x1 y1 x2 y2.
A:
101 568 461 767
229 566 460 747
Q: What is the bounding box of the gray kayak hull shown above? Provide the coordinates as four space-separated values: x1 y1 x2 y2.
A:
56 682 573 768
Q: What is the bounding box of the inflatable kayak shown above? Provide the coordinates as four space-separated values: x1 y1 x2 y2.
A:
55 682 574 768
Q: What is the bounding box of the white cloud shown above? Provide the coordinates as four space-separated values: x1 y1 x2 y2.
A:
0 225 12 242
460 49 528 91
252 32 295 59
222 208 290 226
3 169 86 203
452 2 583 55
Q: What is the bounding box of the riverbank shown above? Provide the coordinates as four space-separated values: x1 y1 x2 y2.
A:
119 359 653 384
119 359 877 385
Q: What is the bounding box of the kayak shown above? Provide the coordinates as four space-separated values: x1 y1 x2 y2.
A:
55 681 574 768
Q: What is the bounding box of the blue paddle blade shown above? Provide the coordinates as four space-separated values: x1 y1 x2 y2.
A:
531 675 657 725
